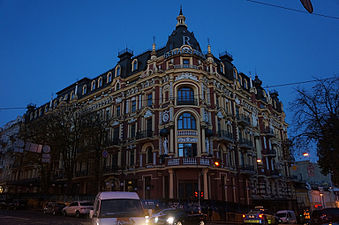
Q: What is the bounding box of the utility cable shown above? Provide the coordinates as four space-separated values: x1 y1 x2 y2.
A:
246 0 339 20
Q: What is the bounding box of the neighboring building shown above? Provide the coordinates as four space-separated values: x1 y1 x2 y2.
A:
292 160 338 210
9 9 295 209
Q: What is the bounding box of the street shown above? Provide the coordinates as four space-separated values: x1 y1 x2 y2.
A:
0 209 91 225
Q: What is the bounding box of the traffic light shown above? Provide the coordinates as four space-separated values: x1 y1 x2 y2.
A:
200 191 204 198
194 191 198 198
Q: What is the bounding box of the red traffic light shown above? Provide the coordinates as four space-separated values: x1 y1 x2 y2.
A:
200 191 204 197
194 191 198 197
214 161 220 167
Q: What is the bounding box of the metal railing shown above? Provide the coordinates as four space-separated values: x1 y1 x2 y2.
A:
136 130 154 139
239 138 253 148
236 114 251 125
217 130 233 141
173 64 199 70
177 130 198 136
176 98 198 106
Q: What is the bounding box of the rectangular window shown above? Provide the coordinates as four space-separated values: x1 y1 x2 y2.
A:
183 59 189 64
113 127 119 139
178 143 197 157
130 150 135 166
116 105 120 117
130 124 136 138
131 100 136 113
147 93 152 107
146 118 152 132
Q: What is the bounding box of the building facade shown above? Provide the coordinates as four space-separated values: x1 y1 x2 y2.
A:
6 10 295 208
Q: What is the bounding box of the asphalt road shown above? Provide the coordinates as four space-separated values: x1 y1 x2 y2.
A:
0 209 91 225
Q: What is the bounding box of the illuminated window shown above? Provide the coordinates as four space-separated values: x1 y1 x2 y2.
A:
178 112 196 130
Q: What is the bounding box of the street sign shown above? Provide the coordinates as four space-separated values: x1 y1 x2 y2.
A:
102 150 108 158
300 0 313 13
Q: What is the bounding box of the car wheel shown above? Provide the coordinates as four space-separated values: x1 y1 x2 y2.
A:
75 211 80 218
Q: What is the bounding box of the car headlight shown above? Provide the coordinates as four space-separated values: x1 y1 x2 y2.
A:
166 217 174 224
155 217 159 223
145 216 150 224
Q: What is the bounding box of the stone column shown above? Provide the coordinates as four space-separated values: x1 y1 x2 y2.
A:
201 128 206 154
169 169 174 199
203 168 208 200
170 128 174 154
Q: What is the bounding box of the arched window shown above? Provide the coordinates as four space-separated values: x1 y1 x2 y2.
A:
116 83 120 91
178 112 196 130
177 87 195 105
132 60 138 71
82 85 87 95
116 65 121 77
91 81 96 91
146 147 153 164
98 77 103 87
70 91 74 100
107 72 112 83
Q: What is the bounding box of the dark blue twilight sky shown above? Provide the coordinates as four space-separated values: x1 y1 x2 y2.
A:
0 0 338 157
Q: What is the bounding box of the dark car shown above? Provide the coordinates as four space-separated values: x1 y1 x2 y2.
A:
310 208 339 225
43 202 66 215
243 207 278 225
5 199 27 210
151 208 206 225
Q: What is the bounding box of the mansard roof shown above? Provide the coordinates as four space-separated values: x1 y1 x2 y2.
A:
165 25 202 52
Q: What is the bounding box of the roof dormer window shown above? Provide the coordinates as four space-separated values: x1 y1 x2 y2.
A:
107 72 112 83
98 77 103 88
91 81 96 91
132 60 138 72
116 65 121 77
83 85 87 95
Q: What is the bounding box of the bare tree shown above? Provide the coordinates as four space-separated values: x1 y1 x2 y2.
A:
291 77 339 184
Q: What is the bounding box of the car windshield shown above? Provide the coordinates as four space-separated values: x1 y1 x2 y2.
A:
80 202 92 206
276 213 287 218
99 199 144 218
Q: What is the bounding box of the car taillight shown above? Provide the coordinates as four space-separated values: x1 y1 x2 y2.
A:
242 214 246 218
259 214 263 219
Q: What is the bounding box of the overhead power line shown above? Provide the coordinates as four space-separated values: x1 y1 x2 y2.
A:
264 76 338 88
246 0 339 20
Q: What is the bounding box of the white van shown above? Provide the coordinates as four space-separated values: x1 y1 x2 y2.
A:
90 192 148 225
276 210 297 224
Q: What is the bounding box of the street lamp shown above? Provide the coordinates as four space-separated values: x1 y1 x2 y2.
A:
303 152 309 157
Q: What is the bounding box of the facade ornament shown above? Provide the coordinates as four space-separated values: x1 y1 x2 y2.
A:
144 110 152 118
235 97 240 105
163 137 168 155
178 137 198 143
175 73 198 82
116 97 122 104
162 111 170 123
217 111 224 119
203 109 209 123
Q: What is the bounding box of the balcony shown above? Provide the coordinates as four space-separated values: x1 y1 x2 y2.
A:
136 130 154 140
75 170 89 177
239 138 253 149
263 127 275 137
236 114 251 126
217 130 233 142
166 157 210 167
177 130 198 136
103 166 120 174
262 149 276 156
176 98 198 106
173 64 199 70
239 165 255 174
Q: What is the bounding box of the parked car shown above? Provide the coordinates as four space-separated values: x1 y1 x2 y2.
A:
310 208 339 225
43 202 66 215
90 191 147 225
243 207 278 225
151 208 206 225
275 210 297 224
62 201 93 217
4 199 27 210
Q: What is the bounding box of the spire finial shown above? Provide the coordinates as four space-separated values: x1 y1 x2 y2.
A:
207 38 211 54
176 5 187 28
151 36 156 57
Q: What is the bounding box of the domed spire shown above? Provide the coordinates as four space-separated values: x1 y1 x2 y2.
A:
176 5 187 28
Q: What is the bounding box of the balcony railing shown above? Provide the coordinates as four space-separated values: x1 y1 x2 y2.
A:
239 138 253 148
262 149 276 156
176 98 198 106
236 114 251 125
217 130 233 141
263 127 275 136
166 157 210 167
177 130 198 136
136 130 154 140
74 170 88 177
173 64 199 70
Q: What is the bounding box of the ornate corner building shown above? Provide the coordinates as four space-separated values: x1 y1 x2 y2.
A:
17 9 296 208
